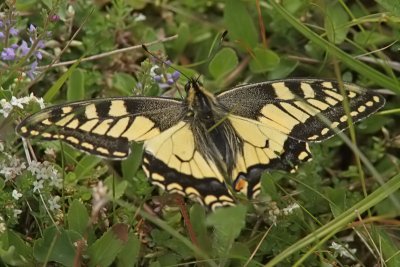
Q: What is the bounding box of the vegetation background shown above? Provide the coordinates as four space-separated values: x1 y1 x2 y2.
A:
0 0 399 266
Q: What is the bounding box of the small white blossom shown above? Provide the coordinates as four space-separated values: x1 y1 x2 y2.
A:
12 189 22 200
27 160 41 174
13 209 22 219
134 13 146 22
48 196 61 211
10 96 27 108
282 203 300 216
0 99 13 118
330 241 357 260
0 156 26 182
0 219 5 233
33 179 44 192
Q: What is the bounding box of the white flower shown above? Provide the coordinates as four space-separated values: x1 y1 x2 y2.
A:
48 196 61 211
0 222 5 233
49 174 62 189
282 203 300 215
0 156 26 182
0 99 13 118
10 96 25 109
12 189 22 200
28 160 41 175
33 179 44 192
134 13 146 22
330 241 357 260
13 209 22 219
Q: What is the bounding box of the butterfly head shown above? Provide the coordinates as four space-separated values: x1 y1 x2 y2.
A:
185 78 217 119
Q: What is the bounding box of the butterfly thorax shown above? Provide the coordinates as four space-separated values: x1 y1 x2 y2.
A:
184 81 241 177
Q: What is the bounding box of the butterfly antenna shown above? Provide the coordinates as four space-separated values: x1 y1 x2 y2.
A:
141 45 192 82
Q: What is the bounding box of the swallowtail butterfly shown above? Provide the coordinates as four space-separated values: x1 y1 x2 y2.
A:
17 78 385 210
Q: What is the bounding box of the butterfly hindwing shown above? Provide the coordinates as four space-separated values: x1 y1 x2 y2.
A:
142 121 235 210
228 115 311 198
217 79 385 142
17 97 183 159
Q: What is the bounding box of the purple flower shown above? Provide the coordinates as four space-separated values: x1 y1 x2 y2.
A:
37 40 45 49
9 27 18 36
19 41 30 56
153 75 162 82
27 61 38 79
171 71 180 81
165 60 172 66
28 24 36 32
50 15 59 22
0 21 3 27
35 51 42 60
0 32 4 38
1 47 16 60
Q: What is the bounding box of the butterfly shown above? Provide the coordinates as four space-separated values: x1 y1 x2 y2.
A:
17 78 385 211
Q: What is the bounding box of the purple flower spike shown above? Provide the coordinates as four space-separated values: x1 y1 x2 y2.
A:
27 61 38 79
35 51 42 60
153 75 162 82
167 78 174 85
50 15 59 22
20 41 30 56
37 40 45 49
1 47 16 60
29 24 36 32
171 71 180 81
9 27 19 36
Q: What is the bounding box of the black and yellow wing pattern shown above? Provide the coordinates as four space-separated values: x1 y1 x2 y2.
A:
17 79 385 210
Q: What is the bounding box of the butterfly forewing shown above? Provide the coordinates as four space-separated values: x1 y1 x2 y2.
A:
217 79 385 142
17 97 184 159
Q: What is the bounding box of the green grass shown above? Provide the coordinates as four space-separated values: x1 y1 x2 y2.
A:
0 0 399 266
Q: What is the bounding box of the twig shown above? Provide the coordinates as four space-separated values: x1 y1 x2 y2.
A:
36 35 178 70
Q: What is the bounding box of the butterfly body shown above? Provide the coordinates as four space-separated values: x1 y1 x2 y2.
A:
17 79 385 210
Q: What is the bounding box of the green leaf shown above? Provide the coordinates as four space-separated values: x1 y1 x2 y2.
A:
324 3 349 44
249 47 280 73
44 57 82 102
112 73 137 96
87 223 129 267
224 1 258 49
75 155 103 180
325 187 347 218
206 205 247 259
267 57 299 80
33 227 81 267
0 230 34 266
370 227 400 267
121 143 143 180
104 177 128 200
116 233 140 267
354 31 394 46
67 200 89 235
208 48 238 79
190 204 211 253
376 0 400 16
67 68 85 101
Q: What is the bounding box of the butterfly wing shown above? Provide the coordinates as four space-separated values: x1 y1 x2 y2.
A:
217 79 385 142
17 97 184 159
142 121 235 211
217 79 385 198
